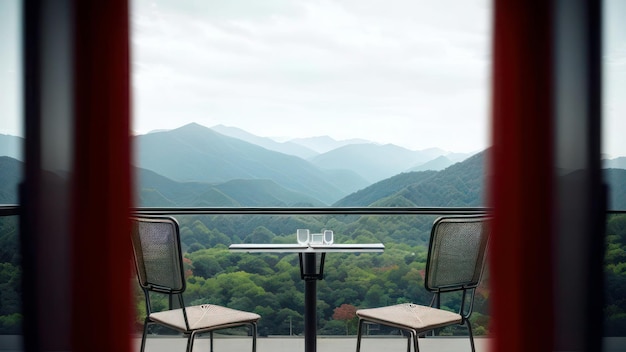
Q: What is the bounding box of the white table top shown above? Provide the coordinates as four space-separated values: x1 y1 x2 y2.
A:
229 243 384 253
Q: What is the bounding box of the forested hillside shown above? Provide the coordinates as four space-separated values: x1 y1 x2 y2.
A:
2 146 626 336
604 214 626 335
334 150 487 207
4 211 626 336
604 169 626 210
137 167 325 207
333 171 438 207
0 157 22 204
409 155 454 171
0 216 19 333
395 150 487 206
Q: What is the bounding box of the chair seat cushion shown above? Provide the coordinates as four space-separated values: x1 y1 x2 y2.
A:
357 303 462 332
150 304 260 332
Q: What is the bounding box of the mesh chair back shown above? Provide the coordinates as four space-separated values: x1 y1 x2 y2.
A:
130 216 186 293
425 216 490 292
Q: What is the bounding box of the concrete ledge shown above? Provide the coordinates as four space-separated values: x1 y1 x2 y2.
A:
0 335 624 352
0 335 21 352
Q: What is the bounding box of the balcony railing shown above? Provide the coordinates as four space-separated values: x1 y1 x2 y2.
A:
134 206 489 215
0 205 19 217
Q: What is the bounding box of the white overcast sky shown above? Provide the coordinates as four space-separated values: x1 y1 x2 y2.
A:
1 0 625 156
130 0 491 153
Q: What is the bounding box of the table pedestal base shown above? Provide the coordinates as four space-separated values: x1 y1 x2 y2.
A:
304 277 316 352
300 252 325 352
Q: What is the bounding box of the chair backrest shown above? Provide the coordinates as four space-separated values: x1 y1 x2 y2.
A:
425 216 491 293
130 216 186 294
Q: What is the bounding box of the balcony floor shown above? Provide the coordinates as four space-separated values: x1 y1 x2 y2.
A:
133 335 626 352
2 335 626 351
135 335 489 352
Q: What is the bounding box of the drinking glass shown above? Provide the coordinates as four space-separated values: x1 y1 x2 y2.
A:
323 230 334 245
297 229 310 245
310 233 323 244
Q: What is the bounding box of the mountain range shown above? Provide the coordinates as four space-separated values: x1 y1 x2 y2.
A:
134 123 475 203
211 124 374 156
210 124 319 159
0 134 22 161
135 123 368 204
209 124 466 181
3 152 626 210
2 123 626 209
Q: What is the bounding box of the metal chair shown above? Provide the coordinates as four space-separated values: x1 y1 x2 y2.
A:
355 215 491 352
130 216 260 352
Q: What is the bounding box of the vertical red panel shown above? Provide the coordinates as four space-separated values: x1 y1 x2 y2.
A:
489 1 554 351
71 1 132 351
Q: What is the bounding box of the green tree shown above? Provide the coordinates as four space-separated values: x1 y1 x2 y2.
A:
186 251 224 278
363 284 387 307
244 226 275 244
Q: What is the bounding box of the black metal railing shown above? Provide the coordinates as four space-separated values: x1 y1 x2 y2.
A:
133 206 489 216
0 205 19 217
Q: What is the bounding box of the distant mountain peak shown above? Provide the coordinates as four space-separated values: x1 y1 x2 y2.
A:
288 136 372 154
309 143 454 183
176 122 212 131
409 155 455 172
210 124 319 159
0 134 24 161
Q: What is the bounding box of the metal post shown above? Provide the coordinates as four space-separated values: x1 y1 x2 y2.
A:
303 252 317 352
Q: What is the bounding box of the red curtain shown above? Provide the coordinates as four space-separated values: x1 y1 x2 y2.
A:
489 1 554 351
71 1 133 351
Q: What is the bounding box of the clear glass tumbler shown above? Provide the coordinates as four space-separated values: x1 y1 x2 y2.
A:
297 229 310 245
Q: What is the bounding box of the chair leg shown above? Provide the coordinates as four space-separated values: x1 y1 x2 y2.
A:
186 331 198 352
466 319 476 352
411 330 419 352
406 332 411 352
251 323 258 352
356 319 364 352
140 319 150 352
